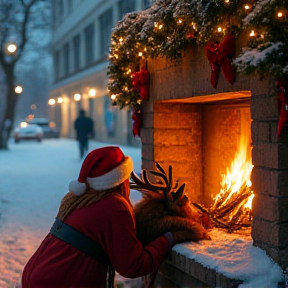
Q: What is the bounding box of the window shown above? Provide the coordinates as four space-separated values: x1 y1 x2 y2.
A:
118 0 135 18
99 9 113 56
85 23 94 65
53 50 60 80
63 42 70 75
73 34 80 70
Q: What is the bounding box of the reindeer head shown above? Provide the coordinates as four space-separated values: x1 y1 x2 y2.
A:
130 162 197 219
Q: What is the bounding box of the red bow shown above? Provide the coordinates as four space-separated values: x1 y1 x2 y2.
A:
132 69 150 100
277 80 288 139
205 33 236 88
132 110 142 137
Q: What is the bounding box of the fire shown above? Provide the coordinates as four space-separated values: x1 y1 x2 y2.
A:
193 110 254 232
215 128 254 212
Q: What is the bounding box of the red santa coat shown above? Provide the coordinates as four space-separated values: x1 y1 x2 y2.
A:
21 194 171 288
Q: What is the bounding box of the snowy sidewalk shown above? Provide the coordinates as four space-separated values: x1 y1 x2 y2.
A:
0 139 143 288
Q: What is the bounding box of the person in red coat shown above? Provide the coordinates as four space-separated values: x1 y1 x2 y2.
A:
21 146 179 288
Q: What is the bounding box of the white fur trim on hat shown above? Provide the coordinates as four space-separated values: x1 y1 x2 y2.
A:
68 180 87 196
87 156 133 191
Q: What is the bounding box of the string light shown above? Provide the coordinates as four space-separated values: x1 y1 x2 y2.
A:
277 12 283 18
218 27 222 32
110 94 116 101
249 30 255 37
159 24 163 29
244 4 250 10
138 52 143 57
224 0 229 3
119 37 123 43
178 19 182 24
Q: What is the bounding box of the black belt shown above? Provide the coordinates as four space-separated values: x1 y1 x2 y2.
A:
50 218 110 266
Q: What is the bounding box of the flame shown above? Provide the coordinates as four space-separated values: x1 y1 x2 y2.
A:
214 111 254 212
244 194 254 209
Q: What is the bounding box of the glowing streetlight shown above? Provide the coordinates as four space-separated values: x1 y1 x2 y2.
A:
15 85 23 94
7 43 17 54
74 93 81 101
88 89 96 97
48 98 56 105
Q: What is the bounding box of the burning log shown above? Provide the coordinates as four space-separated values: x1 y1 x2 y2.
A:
192 185 253 233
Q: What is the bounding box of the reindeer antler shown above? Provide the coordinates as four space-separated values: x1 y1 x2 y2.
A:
130 162 185 202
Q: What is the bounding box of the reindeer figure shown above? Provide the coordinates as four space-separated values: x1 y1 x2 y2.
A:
131 162 210 246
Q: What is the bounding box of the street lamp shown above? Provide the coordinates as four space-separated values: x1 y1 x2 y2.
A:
48 98 56 105
15 85 23 94
74 93 81 101
88 89 96 97
6 43 17 54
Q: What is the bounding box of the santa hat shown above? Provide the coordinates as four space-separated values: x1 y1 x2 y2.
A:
69 146 133 196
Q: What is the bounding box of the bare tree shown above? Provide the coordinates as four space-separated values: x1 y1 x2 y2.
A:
0 0 51 149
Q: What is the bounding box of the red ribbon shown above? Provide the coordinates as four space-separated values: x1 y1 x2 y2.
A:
132 68 150 100
132 110 141 137
204 33 236 88
277 80 288 139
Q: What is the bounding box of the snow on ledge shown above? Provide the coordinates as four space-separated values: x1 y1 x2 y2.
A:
172 228 284 288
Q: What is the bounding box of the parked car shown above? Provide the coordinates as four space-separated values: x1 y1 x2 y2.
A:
14 122 43 143
28 118 60 138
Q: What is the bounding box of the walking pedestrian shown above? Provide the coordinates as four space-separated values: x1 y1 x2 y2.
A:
74 109 94 158
20 146 195 288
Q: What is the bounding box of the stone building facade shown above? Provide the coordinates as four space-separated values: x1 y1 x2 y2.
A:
49 0 150 146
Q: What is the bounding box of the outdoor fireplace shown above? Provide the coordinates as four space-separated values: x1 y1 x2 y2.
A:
139 44 288 275
153 94 253 233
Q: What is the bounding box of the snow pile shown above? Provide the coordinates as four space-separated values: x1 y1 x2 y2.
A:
174 229 284 288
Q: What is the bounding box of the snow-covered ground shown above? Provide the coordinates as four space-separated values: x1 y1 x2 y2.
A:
0 138 142 288
0 138 285 288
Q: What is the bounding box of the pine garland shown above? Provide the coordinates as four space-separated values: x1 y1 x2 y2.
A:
108 0 288 110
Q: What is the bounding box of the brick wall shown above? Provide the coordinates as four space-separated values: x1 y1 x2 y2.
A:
153 102 203 203
251 92 288 268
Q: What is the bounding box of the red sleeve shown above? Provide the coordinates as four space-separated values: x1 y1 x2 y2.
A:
100 198 171 278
